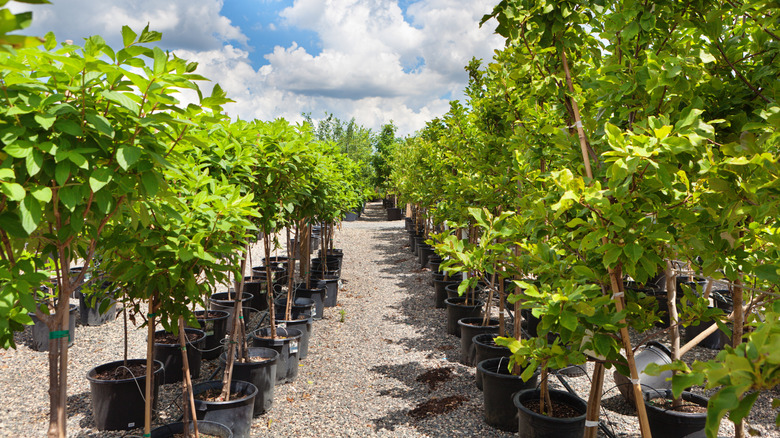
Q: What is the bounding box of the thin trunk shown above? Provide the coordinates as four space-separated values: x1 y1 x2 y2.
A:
498 266 505 337
264 236 277 339
178 316 198 438
123 306 128 366
539 366 551 416
144 296 158 438
221 242 249 400
732 277 745 438
286 227 297 312
583 363 605 438
665 261 682 409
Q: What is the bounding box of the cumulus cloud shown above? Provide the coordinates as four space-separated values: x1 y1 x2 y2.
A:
11 0 504 135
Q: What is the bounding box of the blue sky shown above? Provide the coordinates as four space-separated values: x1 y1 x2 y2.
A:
10 0 504 135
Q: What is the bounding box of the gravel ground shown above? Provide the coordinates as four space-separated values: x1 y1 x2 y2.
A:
0 201 778 437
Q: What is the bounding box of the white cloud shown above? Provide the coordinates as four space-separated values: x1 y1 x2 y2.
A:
10 0 504 136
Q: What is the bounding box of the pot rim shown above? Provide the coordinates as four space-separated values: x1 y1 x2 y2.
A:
86 358 164 384
153 328 206 346
513 388 588 424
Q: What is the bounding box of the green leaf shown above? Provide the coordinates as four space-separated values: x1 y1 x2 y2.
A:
58 186 81 211
55 161 70 186
89 168 113 193
53 119 83 136
603 243 622 267
152 46 166 76
102 90 138 113
85 113 113 136
25 150 42 176
0 182 25 201
753 264 780 284
623 243 643 264
121 25 137 47
34 113 56 130
142 172 158 196
30 186 52 203
4 142 32 158
116 146 142 170
19 196 41 235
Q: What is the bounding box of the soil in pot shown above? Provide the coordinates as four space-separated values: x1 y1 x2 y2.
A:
250 327 302 383
644 390 708 438
153 328 205 384
478 357 540 432
194 310 230 360
220 347 278 416
86 359 163 431
150 420 232 438
513 388 587 438
473 334 511 390
457 317 499 366
191 380 257 438
444 297 484 337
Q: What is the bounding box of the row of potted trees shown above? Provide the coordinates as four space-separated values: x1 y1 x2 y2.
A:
0 11 369 437
386 1 779 437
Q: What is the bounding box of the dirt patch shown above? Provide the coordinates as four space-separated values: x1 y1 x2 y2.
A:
196 387 243 402
154 331 200 345
416 367 454 390
521 399 584 418
408 395 468 420
649 399 708 414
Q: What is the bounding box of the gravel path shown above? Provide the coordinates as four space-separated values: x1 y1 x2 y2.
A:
0 201 778 437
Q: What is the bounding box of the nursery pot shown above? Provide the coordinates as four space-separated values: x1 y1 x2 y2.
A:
311 275 339 307
428 254 443 274
153 328 206 384
514 388 588 438
644 390 708 438
86 359 164 430
311 267 340 279
418 243 436 268
77 281 117 326
242 276 268 312
250 327 303 383
251 265 287 288
684 310 730 350
478 357 540 432
274 297 315 320
150 421 232 438
386 207 403 220
219 347 278 416
276 316 313 359
408 232 420 253
263 256 289 268
444 297 484 337
192 380 258 438
457 317 499 366
344 211 359 221
473 334 511 390
312 256 341 273
433 275 461 309
194 309 230 360
28 303 77 351
209 291 255 332
293 284 326 320
614 341 673 403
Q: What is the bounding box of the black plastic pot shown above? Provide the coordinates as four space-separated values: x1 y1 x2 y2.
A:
263 256 289 268
387 207 403 220
209 292 255 332
311 267 340 279
521 308 541 338
614 341 673 403
418 244 436 269
684 310 730 350
458 317 499 366
413 236 425 258
478 358 540 432
311 275 339 307
444 297 484 337
408 232 419 253
250 327 302 383
433 276 460 309
77 281 117 326
644 390 708 438
219 347 278 416
473 334 511 390
29 303 77 351
192 380 257 438
293 284 326 320
514 388 587 438
153 328 206 384
251 265 287 288
86 359 164 430
242 276 268 312
195 309 230 360
151 420 232 438
277 316 312 359
312 256 341 275
275 297 315 320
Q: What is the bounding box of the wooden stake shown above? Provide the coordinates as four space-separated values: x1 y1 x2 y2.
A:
583 362 605 438
178 316 199 438
144 297 158 438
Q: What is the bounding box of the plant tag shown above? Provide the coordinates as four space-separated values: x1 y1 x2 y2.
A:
311 307 317 318
128 422 135 428
206 330 215 336
289 340 299 354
